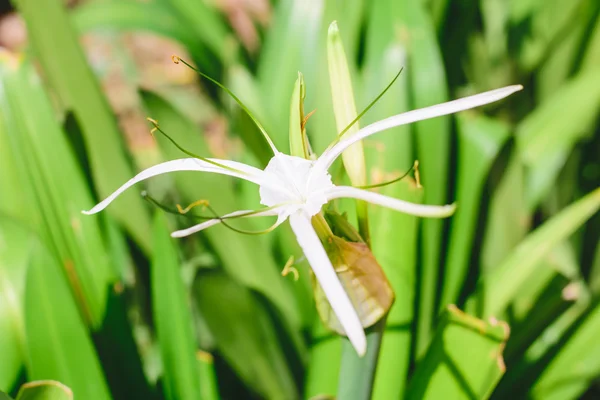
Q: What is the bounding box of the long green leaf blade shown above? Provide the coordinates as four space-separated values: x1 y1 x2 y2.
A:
479 187 600 317
14 0 152 252
151 213 202 400
24 243 111 400
406 306 509 400
440 114 510 307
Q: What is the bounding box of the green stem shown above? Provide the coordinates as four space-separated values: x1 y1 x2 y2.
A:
337 317 386 400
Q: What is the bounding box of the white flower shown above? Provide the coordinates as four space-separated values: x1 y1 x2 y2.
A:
83 84 523 356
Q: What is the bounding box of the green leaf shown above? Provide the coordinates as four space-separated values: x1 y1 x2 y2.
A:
72 1 198 50
196 354 219 400
151 213 202 400
0 218 31 392
168 0 235 65
531 301 600 399
16 381 72 400
24 243 111 400
0 55 116 328
478 187 600 317
0 391 13 400
194 271 298 400
517 70 600 209
14 0 152 253
371 181 422 400
304 321 342 398
440 114 510 308
514 0 587 71
392 0 451 358
406 306 509 400
226 65 273 166
480 154 529 274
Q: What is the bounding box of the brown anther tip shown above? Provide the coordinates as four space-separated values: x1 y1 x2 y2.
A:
171 55 181 64
414 160 422 188
146 117 159 126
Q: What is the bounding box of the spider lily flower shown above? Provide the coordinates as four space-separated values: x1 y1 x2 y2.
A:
83 83 522 356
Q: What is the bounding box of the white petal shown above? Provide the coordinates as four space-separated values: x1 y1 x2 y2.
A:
171 207 285 238
289 212 366 356
327 186 456 218
314 85 523 172
83 158 265 215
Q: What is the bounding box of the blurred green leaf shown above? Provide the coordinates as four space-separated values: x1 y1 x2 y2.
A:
257 0 326 149
514 0 587 71
168 0 234 65
478 187 600 317
406 306 509 400
225 65 272 166
72 1 198 51
0 55 116 328
14 0 152 253
0 391 12 400
24 242 111 400
517 70 600 209
151 213 203 400
194 271 298 400
0 218 31 392
440 113 510 308
371 180 422 400
392 0 451 358
531 301 600 399
304 321 342 398
580 13 600 72
480 154 529 274
196 355 219 400
16 381 72 400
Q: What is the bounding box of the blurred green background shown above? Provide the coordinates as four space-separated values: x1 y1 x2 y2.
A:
0 0 599 399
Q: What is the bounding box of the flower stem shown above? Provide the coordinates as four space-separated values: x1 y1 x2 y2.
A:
337 317 386 400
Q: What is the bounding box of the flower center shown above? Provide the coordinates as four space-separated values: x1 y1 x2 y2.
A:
259 153 334 217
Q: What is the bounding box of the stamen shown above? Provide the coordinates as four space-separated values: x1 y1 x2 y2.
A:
356 160 417 190
142 191 215 220
143 191 284 236
147 117 159 135
171 55 279 154
337 67 403 138
301 109 317 131
414 160 422 188
176 199 210 214
281 256 299 281
146 118 246 175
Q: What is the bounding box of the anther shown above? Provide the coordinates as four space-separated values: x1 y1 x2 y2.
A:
176 199 210 214
414 160 422 188
281 256 299 281
146 117 159 135
301 109 317 131
171 55 181 64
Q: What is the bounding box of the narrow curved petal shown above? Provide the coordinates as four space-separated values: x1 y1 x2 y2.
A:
327 186 456 218
170 207 285 238
83 158 265 215
314 85 523 172
289 212 366 356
